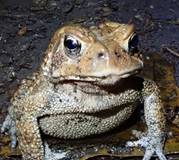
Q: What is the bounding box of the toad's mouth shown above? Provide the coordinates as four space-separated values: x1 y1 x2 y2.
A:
50 68 142 95
50 67 142 85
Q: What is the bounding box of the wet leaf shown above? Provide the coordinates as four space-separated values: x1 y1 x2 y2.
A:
17 27 27 36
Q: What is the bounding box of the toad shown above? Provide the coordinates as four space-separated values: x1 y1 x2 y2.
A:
1 22 167 160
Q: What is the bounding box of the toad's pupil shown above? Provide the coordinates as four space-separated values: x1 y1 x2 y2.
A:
65 39 77 50
129 34 138 50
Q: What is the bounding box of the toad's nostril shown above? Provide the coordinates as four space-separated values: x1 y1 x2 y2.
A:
97 52 106 59
114 52 121 58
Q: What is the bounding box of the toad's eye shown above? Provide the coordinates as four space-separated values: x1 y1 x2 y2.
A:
64 35 81 58
128 33 139 53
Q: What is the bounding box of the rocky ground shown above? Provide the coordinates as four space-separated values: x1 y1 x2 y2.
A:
0 0 179 159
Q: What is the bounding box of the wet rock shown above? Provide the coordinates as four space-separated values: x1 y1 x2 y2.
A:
107 0 119 11
0 83 4 87
20 43 30 51
31 0 47 10
95 6 112 17
75 0 85 6
17 26 27 36
165 107 176 121
7 67 16 82
102 7 112 17
0 54 12 67
0 66 15 83
86 2 96 7
134 14 144 22
61 1 75 14
47 0 57 10
0 88 5 94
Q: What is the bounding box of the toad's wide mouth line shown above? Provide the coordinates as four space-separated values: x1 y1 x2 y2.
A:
49 69 142 95
49 68 142 85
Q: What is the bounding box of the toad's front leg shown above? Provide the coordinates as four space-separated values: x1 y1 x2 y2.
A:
127 80 167 160
16 115 44 160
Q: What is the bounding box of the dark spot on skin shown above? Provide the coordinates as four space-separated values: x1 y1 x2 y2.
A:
54 84 59 91
65 119 69 125
115 52 121 58
74 97 78 102
77 117 85 123
16 112 23 121
76 66 81 73
87 57 92 61
46 105 52 109
77 59 80 63
73 85 77 93
97 52 105 59
93 123 98 127
59 99 62 102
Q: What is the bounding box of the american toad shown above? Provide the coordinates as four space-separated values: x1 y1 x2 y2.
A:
1 22 167 160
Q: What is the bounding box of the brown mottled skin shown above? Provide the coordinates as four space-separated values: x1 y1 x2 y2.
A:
1 22 167 160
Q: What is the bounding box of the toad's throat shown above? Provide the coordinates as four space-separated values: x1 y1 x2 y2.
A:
42 103 133 119
39 103 137 139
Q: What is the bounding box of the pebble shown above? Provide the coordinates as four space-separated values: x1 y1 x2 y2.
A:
75 0 84 5
17 26 27 36
61 1 75 13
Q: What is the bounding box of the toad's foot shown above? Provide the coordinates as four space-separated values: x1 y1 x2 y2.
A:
126 133 167 160
44 142 67 160
1 114 17 148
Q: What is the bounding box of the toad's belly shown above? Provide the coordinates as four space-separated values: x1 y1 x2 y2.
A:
39 104 136 139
